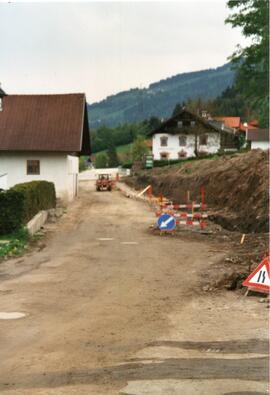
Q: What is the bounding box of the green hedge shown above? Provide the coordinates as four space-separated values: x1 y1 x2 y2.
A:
11 181 56 223
0 189 25 235
121 162 133 169
0 181 56 235
153 159 186 167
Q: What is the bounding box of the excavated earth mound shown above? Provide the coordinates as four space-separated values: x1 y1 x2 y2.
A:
126 150 269 233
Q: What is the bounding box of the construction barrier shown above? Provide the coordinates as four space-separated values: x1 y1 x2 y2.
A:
155 188 208 230
120 183 208 231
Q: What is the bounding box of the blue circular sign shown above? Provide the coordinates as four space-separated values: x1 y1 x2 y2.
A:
157 213 176 231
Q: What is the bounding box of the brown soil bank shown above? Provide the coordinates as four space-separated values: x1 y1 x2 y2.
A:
126 150 269 233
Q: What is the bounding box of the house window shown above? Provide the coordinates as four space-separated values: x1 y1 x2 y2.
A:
160 152 169 160
179 135 187 146
199 134 208 145
27 160 40 175
201 110 207 118
177 121 183 128
160 136 168 147
190 121 195 128
178 150 187 159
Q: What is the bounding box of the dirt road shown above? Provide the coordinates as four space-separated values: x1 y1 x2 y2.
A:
0 181 268 394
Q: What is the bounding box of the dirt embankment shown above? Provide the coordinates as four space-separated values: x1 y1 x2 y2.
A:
126 150 269 233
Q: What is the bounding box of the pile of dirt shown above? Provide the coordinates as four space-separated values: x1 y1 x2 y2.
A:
149 222 269 292
201 231 269 292
126 150 269 233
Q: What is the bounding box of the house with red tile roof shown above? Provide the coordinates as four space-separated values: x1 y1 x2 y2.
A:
239 121 259 133
0 91 91 201
149 109 237 160
215 116 241 130
214 116 260 134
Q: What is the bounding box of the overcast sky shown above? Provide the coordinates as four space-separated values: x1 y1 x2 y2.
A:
0 1 246 104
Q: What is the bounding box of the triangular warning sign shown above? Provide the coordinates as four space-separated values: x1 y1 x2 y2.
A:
243 256 270 293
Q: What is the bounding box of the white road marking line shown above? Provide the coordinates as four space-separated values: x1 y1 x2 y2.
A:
0 312 26 320
96 238 114 241
121 242 139 245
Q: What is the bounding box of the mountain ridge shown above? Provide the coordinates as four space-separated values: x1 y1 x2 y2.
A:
88 63 234 128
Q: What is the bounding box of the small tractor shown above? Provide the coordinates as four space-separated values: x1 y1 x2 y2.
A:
96 174 114 191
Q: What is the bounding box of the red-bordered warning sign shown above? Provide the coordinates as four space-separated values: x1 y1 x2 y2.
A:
243 256 270 293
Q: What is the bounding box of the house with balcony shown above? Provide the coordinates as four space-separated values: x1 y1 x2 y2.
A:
149 109 237 160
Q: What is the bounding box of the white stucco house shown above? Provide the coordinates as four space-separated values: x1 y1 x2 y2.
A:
246 129 269 151
0 90 91 201
149 109 237 160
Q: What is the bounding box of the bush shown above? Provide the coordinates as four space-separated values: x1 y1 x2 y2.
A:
95 152 108 169
154 159 186 167
0 181 56 235
11 181 56 223
0 228 30 258
0 189 25 235
79 156 87 172
121 162 133 169
132 136 149 162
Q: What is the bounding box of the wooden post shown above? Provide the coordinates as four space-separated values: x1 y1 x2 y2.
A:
201 187 205 210
240 234 246 244
200 187 206 230
147 185 153 198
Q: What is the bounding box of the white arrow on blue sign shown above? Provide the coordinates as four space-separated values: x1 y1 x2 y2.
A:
157 213 176 231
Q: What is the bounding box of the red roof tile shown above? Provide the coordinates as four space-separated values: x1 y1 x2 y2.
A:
239 122 258 132
249 119 259 127
215 117 241 128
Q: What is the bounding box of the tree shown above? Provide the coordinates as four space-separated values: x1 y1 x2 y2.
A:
211 86 248 117
172 103 183 117
148 116 162 131
107 140 119 167
132 136 149 162
226 0 269 126
95 152 108 169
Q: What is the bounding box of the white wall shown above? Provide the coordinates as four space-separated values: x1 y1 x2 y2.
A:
0 152 79 201
152 133 220 160
67 155 79 200
251 141 269 150
79 167 130 181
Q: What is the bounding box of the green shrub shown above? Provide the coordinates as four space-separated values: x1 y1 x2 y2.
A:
0 228 30 258
79 156 87 172
95 152 108 168
121 162 133 169
154 159 186 167
11 181 56 223
0 189 25 234
132 136 149 162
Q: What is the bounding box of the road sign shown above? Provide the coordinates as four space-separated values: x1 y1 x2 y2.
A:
144 154 154 169
243 256 270 293
157 213 176 231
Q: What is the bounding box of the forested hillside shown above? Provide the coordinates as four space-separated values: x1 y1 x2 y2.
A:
88 63 234 128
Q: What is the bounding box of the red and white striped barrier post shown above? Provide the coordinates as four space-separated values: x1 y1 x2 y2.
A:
155 187 208 230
